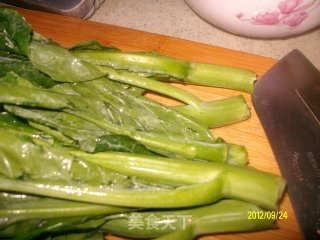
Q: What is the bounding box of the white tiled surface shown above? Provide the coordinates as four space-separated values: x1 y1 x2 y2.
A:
90 0 320 69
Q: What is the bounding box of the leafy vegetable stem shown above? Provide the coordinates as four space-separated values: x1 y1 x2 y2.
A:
0 192 130 222
0 176 223 208
96 66 251 128
72 49 256 93
101 199 276 239
96 66 204 111
171 95 251 128
64 109 233 163
69 151 285 210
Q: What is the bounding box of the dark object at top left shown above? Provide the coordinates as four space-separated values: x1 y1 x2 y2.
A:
1 0 105 19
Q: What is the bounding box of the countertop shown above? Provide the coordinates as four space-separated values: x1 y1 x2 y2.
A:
89 0 320 69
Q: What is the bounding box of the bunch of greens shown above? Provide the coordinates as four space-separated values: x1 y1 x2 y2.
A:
0 7 285 240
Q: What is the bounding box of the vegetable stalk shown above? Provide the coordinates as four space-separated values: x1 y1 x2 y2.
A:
71 47 256 93
96 66 204 111
0 192 131 225
69 151 285 210
0 176 224 208
101 199 276 239
171 95 251 128
96 66 251 128
66 109 247 164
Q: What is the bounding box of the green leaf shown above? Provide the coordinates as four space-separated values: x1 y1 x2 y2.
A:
0 58 56 88
28 121 75 147
0 110 37 135
94 134 158 155
5 105 108 152
0 130 134 187
0 7 31 56
0 111 56 145
69 78 214 144
0 49 28 60
1 76 217 159
0 85 76 109
29 38 106 82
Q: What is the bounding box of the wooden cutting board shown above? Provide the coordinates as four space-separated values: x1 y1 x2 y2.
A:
14 7 302 240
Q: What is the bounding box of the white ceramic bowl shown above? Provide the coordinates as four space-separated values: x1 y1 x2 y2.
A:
185 0 320 38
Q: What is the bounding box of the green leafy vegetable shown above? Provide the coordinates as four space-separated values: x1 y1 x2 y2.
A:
0 130 231 209
0 6 286 240
1 75 244 162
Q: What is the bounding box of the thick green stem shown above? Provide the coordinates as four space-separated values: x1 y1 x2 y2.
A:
0 192 130 223
97 66 251 128
130 133 229 163
69 151 285 210
68 151 214 186
96 66 204 111
72 50 256 93
187 62 256 93
101 199 275 239
72 51 189 79
0 176 223 209
172 95 251 128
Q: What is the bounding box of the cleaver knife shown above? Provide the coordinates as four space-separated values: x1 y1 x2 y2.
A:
252 49 320 240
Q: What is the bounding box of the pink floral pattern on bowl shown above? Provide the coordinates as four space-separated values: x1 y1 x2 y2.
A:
236 0 319 27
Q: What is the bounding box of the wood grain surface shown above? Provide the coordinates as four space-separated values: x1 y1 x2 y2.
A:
14 7 302 240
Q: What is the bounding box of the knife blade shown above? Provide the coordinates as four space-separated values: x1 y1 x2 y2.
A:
252 49 320 240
